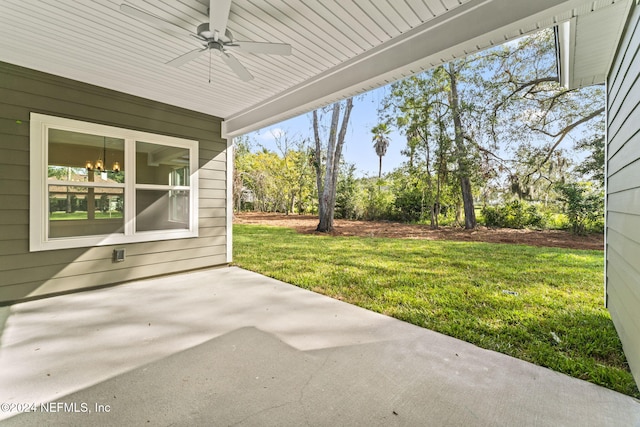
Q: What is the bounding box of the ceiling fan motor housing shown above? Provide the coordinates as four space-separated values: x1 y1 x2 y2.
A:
198 23 232 40
197 23 214 39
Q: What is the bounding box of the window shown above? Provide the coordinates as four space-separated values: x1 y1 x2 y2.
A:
30 113 199 251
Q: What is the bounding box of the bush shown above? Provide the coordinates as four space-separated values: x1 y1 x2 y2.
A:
481 200 546 229
357 179 394 221
482 205 502 227
393 188 424 222
544 213 569 230
555 183 604 235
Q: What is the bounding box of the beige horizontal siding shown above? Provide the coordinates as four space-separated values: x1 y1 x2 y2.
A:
0 225 27 241
0 240 28 256
606 2 640 388
0 61 228 303
607 213 640 244
199 179 227 190
607 162 640 193
608 133 640 175
607 20 640 127
0 179 28 196
0 210 28 225
3 244 226 286
0 148 28 166
0 253 228 302
0 236 226 272
199 226 227 238
199 188 227 200
0 133 30 151
0 75 222 139
608 103 640 157
608 187 640 214
0 195 27 209
0 165 28 180
199 168 227 181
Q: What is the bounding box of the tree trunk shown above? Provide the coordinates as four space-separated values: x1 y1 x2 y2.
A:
460 176 475 228
314 98 354 232
289 192 296 215
447 62 476 229
378 156 382 179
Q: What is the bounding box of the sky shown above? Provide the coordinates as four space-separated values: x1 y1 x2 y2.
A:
241 30 598 180
245 86 407 178
242 37 525 178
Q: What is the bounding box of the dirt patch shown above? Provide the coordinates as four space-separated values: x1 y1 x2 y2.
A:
234 212 603 251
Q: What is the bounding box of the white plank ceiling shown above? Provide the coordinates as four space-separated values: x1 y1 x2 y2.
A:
558 0 632 89
0 0 631 137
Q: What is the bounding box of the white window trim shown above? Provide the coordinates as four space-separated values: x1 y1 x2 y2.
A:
30 113 199 252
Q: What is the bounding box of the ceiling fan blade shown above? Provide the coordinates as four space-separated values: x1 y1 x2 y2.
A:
227 41 292 56
210 0 232 40
166 48 207 67
221 52 253 81
120 4 187 38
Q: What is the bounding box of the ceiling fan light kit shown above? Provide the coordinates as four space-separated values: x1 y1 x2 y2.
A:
119 0 292 82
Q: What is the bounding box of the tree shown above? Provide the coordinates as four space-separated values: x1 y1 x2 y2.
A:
507 144 572 204
575 134 605 186
272 131 314 215
371 123 391 178
335 163 359 219
232 136 252 212
380 64 478 228
479 29 605 193
312 98 354 232
446 61 477 229
233 131 317 214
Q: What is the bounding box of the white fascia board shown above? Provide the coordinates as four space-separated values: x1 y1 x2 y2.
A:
222 0 569 138
605 0 635 82
226 137 233 263
557 17 577 89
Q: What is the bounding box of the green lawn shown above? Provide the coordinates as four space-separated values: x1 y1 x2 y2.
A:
233 224 639 398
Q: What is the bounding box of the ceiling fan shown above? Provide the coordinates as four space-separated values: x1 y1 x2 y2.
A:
119 0 292 81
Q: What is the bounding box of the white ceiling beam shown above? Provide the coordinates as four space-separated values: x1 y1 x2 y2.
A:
223 0 570 137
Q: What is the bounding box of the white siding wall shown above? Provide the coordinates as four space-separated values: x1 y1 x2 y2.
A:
606 1 640 387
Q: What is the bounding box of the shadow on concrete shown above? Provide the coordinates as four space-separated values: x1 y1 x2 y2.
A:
0 267 638 426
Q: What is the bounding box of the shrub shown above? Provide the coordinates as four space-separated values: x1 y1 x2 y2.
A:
482 205 502 227
555 183 604 235
481 200 546 229
359 179 394 220
393 188 424 222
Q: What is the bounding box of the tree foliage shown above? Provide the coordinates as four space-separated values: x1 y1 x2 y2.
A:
234 28 605 234
371 123 391 178
233 133 316 214
555 182 604 235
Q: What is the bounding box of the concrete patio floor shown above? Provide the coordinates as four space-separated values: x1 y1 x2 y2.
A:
0 266 638 426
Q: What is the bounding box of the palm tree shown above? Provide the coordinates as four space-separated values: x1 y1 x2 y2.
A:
371 123 391 178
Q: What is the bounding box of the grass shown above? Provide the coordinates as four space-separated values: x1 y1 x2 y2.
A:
233 224 639 398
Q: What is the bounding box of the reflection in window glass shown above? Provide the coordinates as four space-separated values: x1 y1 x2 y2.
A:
136 141 189 186
170 167 190 186
48 186 124 238
48 129 125 183
136 190 189 232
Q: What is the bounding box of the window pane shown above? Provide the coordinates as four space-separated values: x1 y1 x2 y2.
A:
48 186 124 238
136 141 189 186
136 190 190 232
48 129 124 183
